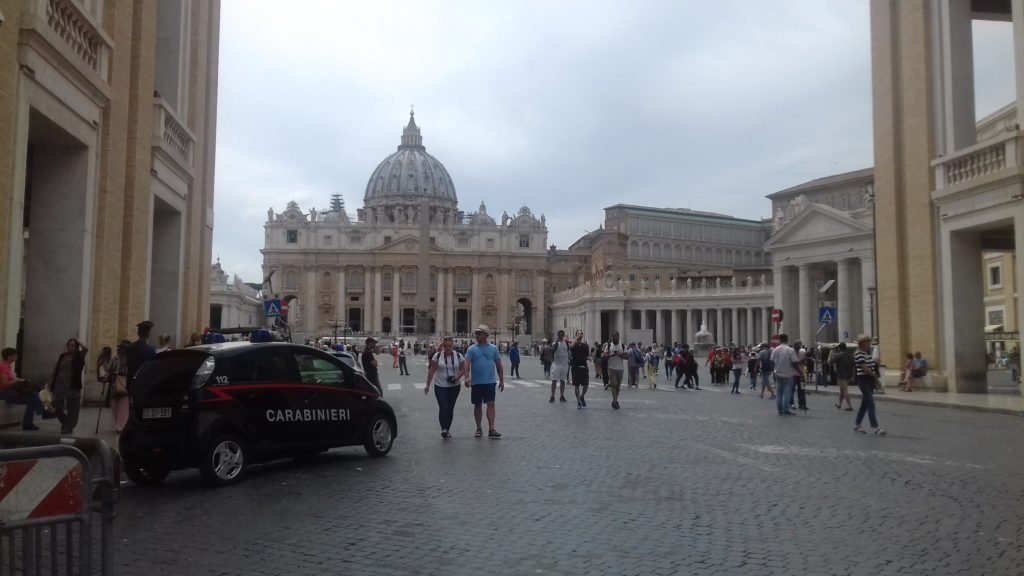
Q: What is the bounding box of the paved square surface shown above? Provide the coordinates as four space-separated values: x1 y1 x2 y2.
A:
112 353 1024 575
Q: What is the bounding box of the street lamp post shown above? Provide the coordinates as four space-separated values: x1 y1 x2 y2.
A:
329 318 350 349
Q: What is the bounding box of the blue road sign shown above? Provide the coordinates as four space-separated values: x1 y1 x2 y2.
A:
264 299 282 317
818 306 836 324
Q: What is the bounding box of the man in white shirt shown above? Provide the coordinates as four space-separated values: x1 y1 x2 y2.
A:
769 333 801 416
603 332 627 410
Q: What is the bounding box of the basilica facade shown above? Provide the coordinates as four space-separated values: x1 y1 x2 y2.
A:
263 114 550 344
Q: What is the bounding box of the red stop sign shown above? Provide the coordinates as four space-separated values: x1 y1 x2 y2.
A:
771 308 783 323
770 334 781 347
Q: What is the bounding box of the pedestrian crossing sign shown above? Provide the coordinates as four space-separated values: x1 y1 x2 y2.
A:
818 306 835 324
264 299 282 317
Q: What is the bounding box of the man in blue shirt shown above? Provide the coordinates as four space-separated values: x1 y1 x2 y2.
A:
508 342 521 379
465 325 505 438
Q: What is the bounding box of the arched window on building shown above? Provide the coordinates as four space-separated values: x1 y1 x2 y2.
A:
630 241 639 257
652 243 661 259
284 270 298 290
641 242 651 258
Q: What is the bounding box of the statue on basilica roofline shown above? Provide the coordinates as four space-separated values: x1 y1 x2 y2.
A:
267 207 274 222
502 211 510 227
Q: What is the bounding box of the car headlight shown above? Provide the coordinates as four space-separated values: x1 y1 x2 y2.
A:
191 356 216 389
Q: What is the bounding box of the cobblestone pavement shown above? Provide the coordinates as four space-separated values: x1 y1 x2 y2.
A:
113 355 1024 575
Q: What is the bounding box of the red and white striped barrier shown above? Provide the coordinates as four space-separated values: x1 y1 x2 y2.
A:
0 456 84 522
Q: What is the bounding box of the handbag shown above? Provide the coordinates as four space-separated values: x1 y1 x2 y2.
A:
113 374 129 397
39 386 53 409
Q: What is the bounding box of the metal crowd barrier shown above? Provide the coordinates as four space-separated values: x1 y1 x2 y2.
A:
0 434 118 575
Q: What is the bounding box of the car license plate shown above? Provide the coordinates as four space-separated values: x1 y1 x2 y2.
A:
142 407 172 419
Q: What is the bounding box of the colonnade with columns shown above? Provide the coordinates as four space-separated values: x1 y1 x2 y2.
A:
554 303 777 347
289 264 545 340
773 256 874 345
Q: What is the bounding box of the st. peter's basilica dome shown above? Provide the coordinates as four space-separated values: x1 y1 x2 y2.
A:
363 112 458 210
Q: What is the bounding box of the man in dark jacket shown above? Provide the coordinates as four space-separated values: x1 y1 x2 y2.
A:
125 320 156 385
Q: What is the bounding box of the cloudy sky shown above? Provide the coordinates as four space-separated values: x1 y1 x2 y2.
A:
213 1 1016 282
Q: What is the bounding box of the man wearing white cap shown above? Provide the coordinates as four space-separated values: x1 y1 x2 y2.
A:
465 325 505 438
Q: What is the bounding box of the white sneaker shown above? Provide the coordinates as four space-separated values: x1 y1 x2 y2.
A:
854 426 866 434
873 428 887 436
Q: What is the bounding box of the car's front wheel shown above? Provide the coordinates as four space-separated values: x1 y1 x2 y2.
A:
200 434 248 486
363 413 394 457
122 454 170 486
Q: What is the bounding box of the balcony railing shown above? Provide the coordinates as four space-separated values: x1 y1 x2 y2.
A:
933 131 1020 191
21 0 111 84
152 98 195 173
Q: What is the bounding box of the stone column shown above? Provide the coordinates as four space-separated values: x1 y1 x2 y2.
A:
730 308 739 345
435 267 445 337
935 0 977 154
704 307 714 340
305 269 317 335
471 272 481 330
745 307 754 347
374 268 383 333
684 309 692 344
445 268 455 333
798 264 812 344
861 257 876 339
1015 0 1024 129
616 308 625 338
715 308 723 344
336 268 346 326
391 269 400 336
837 259 852 342
942 228 986 392
665 310 673 346
363 267 372 333
772 266 784 312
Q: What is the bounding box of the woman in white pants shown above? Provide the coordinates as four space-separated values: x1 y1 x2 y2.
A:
549 329 571 403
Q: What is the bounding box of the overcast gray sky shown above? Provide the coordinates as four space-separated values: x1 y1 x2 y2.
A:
213 1 1016 282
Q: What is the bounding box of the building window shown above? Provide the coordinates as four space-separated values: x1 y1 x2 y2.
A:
988 308 1005 326
322 235 332 246
989 264 1002 289
401 271 416 292
286 230 298 243
350 234 362 245
347 269 363 291
629 274 635 281
284 270 298 290
457 236 469 248
519 235 530 248
384 236 392 244
430 236 437 245
518 274 531 294
486 238 495 249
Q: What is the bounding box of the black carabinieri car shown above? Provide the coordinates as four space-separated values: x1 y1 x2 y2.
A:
119 342 396 486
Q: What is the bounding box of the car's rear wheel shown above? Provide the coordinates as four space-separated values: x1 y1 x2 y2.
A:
122 455 170 486
363 413 394 457
200 434 248 486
